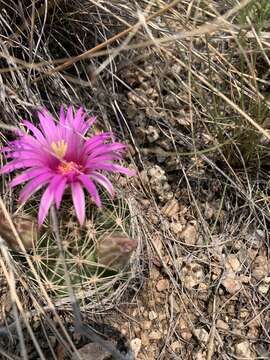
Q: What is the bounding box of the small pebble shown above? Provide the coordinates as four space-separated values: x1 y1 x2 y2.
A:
194 328 209 344
222 275 242 294
216 319 229 331
171 341 181 351
142 320 152 330
156 279 169 292
149 310 158 321
180 222 197 245
252 255 268 281
258 277 270 295
225 255 241 272
141 333 149 346
130 338 142 357
149 331 162 340
235 341 253 358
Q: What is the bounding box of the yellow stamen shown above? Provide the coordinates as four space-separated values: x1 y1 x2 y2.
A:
58 161 77 174
51 140 67 159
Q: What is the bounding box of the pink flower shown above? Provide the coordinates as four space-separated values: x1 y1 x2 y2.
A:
0 106 135 226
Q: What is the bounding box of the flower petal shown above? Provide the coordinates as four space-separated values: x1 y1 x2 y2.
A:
79 174 101 207
65 105 73 126
86 153 123 168
88 162 136 176
73 107 84 125
71 182 85 225
89 143 127 159
8 150 46 163
9 168 49 187
0 159 44 174
82 133 113 154
55 177 67 209
90 172 115 196
73 107 91 135
59 105 66 126
38 185 54 225
37 109 57 141
19 172 53 203
22 120 47 144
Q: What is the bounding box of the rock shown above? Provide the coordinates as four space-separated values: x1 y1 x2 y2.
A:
180 222 197 245
197 282 209 301
170 222 183 235
235 341 254 359
140 170 149 184
171 341 181 352
254 229 265 239
142 320 152 330
146 165 173 202
177 318 193 341
246 229 265 249
181 330 193 342
216 319 229 331
146 125 159 143
158 313 167 321
181 261 204 289
149 311 158 321
225 255 241 273
211 265 222 281
258 276 270 295
239 275 250 283
160 219 170 232
252 255 268 281
0 212 38 250
240 308 249 319
149 331 162 340
133 326 141 336
139 198 151 208
203 201 215 219
141 333 149 346
148 212 159 225
247 326 259 338
254 343 269 358
152 233 163 252
150 267 160 280
222 275 242 294
194 328 209 344
161 199 180 217
156 279 169 292
230 238 243 251
195 351 206 360
170 294 181 313
130 338 141 357
247 248 257 261
73 341 112 360
148 165 164 178
96 232 138 271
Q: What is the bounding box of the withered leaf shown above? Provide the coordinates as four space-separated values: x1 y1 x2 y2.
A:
0 211 38 250
96 232 138 271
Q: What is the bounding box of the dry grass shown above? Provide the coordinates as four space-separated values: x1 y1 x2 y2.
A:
0 0 270 359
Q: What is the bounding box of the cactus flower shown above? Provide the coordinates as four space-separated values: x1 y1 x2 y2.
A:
0 106 135 225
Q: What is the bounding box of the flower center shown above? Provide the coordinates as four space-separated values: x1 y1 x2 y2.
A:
58 161 82 175
51 140 67 159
